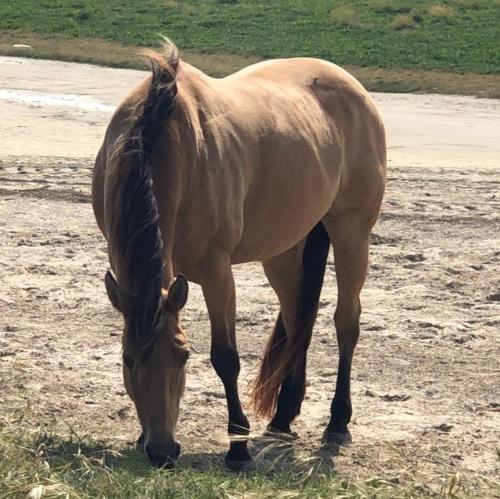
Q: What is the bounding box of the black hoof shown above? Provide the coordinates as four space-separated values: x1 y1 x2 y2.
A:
224 456 255 472
265 425 299 441
321 430 352 447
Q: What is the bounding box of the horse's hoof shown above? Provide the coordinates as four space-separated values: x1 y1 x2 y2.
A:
321 430 352 447
265 426 299 441
224 457 255 472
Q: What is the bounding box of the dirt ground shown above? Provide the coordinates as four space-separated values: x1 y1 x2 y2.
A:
0 56 499 496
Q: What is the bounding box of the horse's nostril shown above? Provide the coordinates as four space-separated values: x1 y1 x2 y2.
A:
136 432 145 448
145 443 181 468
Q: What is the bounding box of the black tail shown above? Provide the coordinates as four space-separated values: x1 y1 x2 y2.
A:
252 222 330 418
105 41 179 344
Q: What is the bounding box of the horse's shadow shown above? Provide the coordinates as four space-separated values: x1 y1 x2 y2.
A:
32 432 340 479
32 434 153 476
246 431 339 478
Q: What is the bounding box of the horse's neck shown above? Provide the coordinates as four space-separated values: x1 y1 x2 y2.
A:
151 136 185 288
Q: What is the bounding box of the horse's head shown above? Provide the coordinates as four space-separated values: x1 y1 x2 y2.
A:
105 271 189 468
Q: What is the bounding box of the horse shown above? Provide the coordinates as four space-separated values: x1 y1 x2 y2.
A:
92 40 386 470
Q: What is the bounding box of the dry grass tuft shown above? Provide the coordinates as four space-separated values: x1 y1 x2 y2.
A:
330 6 363 28
0 31 260 77
428 4 456 18
391 14 417 30
454 0 480 7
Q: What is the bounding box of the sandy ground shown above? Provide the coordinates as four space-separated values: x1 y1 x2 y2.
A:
0 56 499 495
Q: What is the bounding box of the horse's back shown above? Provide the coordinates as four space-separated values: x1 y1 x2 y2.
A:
226 57 363 92
212 58 386 260
235 57 386 219
222 56 386 190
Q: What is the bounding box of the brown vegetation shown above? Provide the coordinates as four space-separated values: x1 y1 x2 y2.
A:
1 32 499 98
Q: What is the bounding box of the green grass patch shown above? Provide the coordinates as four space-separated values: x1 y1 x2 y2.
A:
0 0 499 75
0 424 484 499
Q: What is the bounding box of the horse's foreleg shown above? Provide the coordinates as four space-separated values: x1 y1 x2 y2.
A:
322 214 371 445
201 260 252 470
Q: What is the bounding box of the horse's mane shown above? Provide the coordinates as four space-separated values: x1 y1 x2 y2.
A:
106 41 179 346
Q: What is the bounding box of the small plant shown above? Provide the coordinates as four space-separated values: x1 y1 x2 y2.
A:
428 4 456 18
76 10 90 21
330 6 363 29
372 0 412 15
391 14 417 30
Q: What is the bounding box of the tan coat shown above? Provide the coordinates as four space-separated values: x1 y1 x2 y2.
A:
92 49 386 468
94 57 385 286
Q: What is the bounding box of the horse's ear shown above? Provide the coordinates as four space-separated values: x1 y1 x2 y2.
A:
105 271 122 312
165 275 188 312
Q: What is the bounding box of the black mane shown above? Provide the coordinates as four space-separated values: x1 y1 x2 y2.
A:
107 43 179 345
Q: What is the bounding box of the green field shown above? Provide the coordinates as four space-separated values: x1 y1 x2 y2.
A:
1 0 499 96
1 0 499 74
0 0 500 74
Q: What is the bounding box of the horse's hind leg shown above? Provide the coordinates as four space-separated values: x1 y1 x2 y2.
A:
260 223 330 434
261 246 304 434
321 210 374 445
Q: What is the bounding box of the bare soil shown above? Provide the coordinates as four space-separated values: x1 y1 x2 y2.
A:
0 57 499 496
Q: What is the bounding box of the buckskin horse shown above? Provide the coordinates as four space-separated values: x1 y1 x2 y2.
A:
92 41 386 470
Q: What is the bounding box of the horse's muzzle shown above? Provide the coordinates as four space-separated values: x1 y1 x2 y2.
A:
145 442 181 468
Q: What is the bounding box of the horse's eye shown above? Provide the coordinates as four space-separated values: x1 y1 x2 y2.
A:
123 354 134 369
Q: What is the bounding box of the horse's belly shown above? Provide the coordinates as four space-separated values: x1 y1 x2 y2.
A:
231 160 339 263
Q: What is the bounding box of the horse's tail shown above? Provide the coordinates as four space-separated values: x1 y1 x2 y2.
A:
105 41 179 337
251 222 330 419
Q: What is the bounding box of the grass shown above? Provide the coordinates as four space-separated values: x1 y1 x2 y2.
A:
1 31 499 98
390 14 418 30
1 419 498 498
0 1 499 96
0 0 498 75
0 424 439 499
329 6 363 29
427 4 457 19
0 31 261 77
